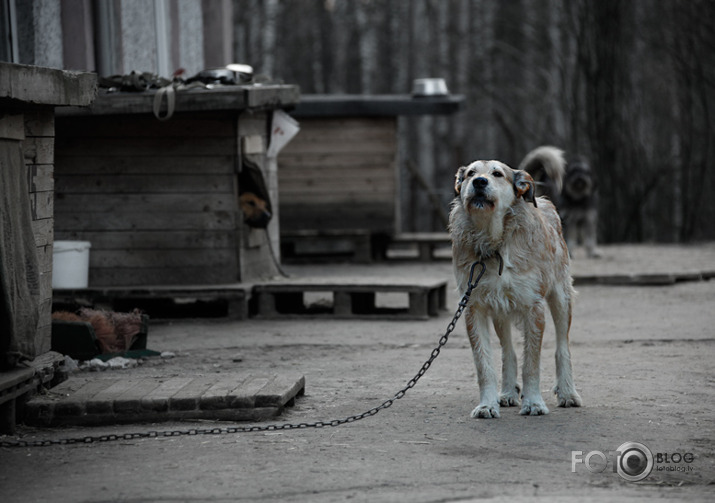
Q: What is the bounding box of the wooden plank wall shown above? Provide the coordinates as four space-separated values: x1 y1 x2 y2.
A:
54 112 240 286
23 111 55 353
277 117 398 234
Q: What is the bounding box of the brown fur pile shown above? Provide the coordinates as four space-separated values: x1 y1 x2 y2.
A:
52 309 143 354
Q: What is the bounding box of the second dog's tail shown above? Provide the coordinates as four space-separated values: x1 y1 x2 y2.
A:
518 145 566 193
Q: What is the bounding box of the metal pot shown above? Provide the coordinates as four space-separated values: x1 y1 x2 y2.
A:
412 78 449 97
186 64 254 85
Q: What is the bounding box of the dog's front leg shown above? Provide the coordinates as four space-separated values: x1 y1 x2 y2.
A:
465 305 500 418
548 290 583 408
520 303 549 416
494 317 520 407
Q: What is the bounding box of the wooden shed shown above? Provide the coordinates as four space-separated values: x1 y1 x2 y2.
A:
0 63 96 366
278 94 463 260
1 63 96 432
54 85 299 288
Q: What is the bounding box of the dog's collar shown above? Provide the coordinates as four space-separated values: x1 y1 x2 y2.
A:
479 250 504 276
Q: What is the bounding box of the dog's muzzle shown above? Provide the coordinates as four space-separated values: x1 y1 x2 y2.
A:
566 174 593 198
468 177 495 209
246 209 272 228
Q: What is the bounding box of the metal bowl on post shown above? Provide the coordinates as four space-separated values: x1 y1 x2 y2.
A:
412 78 449 97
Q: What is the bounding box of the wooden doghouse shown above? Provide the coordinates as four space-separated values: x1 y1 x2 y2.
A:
54 86 299 288
278 94 463 261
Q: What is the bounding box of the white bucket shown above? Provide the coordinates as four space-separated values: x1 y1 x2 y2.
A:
52 241 91 289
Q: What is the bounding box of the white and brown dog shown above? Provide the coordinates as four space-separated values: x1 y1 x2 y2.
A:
449 146 582 418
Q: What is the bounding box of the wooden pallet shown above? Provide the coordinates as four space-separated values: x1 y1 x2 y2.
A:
0 368 36 435
281 229 373 263
252 279 447 319
53 285 248 319
388 232 451 261
0 352 66 434
24 373 305 427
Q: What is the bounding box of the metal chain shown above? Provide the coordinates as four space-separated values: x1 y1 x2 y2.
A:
1 261 487 449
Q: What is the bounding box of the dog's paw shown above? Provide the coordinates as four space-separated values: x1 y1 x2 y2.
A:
471 403 500 419
553 385 583 408
499 387 521 407
520 396 549 416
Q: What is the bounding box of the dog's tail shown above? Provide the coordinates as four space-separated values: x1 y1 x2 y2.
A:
518 145 566 193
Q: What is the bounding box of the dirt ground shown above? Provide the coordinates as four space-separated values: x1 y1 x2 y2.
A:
1 243 714 502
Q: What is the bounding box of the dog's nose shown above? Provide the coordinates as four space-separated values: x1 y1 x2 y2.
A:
472 177 488 189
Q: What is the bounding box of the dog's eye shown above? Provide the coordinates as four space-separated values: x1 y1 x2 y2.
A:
492 171 504 178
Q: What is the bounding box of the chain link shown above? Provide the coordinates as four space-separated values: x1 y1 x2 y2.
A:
1 261 487 449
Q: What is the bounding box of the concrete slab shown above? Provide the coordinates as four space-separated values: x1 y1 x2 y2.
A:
2 244 714 502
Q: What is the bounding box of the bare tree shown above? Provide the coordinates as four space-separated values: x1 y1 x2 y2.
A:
232 0 715 242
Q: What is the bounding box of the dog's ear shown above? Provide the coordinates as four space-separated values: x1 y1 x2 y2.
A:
454 166 467 196
513 170 538 207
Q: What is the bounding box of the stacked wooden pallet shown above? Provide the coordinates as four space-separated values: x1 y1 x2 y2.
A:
252 278 447 320
388 232 452 261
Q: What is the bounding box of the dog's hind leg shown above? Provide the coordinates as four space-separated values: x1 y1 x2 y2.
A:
584 209 602 258
494 317 520 407
548 290 583 408
562 217 577 257
465 306 501 418
520 302 549 416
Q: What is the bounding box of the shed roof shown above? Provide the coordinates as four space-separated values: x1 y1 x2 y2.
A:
56 84 300 117
0 62 97 108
